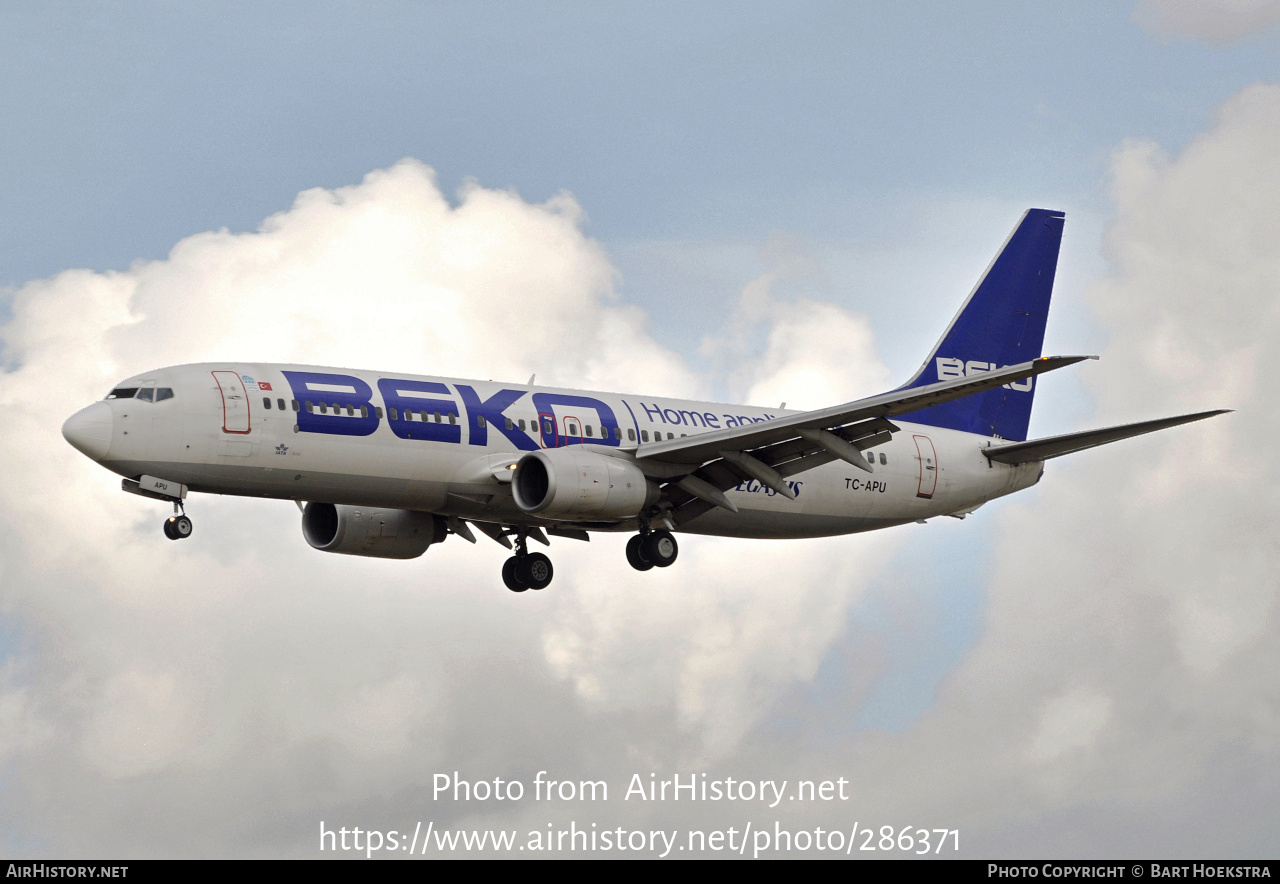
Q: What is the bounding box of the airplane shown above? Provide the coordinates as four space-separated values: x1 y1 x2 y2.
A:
60 208 1228 592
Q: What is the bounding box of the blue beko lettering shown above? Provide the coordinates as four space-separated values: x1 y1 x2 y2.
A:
531 393 621 447
282 371 379 437
455 385 538 450
376 378 461 443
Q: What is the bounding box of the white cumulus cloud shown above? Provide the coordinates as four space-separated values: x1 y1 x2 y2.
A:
0 159 898 854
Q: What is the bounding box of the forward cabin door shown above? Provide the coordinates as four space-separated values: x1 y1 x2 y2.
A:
913 434 938 499
212 371 251 434
538 412 559 448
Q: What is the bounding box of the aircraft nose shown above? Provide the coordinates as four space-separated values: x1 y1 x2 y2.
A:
62 401 113 461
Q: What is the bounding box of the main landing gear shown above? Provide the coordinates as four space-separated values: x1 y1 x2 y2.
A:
163 501 193 541
502 532 554 593
626 529 678 571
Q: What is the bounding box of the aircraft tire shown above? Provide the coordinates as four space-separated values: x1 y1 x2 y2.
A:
626 535 654 571
642 530 678 568
502 557 529 592
163 519 179 540
173 515 193 539
518 552 553 590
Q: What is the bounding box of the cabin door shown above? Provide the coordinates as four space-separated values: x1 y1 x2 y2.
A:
913 434 938 499
212 371 251 434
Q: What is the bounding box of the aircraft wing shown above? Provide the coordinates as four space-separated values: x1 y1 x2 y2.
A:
982 410 1231 465
639 355 1091 466
634 354 1093 523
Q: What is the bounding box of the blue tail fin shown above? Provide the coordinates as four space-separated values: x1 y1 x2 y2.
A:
894 208 1065 442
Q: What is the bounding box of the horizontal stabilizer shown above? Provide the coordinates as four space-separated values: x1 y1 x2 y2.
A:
984 410 1232 465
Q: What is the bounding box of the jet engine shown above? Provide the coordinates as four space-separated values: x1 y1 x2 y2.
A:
512 448 659 520
301 502 447 559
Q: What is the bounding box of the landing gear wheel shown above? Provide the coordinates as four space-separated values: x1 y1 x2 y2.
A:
164 515 193 540
626 535 654 571
641 530 678 567
502 557 529 592
517 552 554 590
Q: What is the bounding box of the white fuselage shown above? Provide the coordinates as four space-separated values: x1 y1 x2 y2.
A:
73 363 1044 539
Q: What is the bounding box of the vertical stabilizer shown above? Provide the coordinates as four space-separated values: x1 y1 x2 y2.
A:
894 208 1065 441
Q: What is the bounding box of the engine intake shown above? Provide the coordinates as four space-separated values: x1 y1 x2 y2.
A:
301 503 447 559
512 448 658 520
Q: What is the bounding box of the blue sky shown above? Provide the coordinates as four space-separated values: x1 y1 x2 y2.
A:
2 1 1278 857
3 3 1275 277
3 2 1275 397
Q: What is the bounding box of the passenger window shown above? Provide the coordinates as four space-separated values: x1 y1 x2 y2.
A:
156 388 174 401
641 430 649 442
585 425 594 437
866 451 874 463
375 407 383 418
292 400 300 411
505 418 513 430
277 398 286 411
389 407 399 420
360 405 368 418
544 420 553 434
305 401 314 412
346 405 353 416
449 414 456 424
519 419 526 431
321 403 329 414
879 453 887 465
262 397 271 409
628 429 636 442
477 415 487 429
667 433 674 440
136 388 154 402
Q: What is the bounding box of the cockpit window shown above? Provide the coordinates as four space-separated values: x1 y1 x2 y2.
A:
136 388 155 402
106 388 138 400
156 388 174 401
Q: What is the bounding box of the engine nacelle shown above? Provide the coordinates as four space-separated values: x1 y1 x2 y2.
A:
512 447 659 521
301 502 447 559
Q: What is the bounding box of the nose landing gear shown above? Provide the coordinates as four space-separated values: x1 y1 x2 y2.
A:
501 532 554 592
163 501 193 541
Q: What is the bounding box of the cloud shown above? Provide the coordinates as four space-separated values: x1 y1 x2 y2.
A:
0 159 898 854
822 82 1280 853
699 237 892 409
5 74 1278 853
1133 0 1280 44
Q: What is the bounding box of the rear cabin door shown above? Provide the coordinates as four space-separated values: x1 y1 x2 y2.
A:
913 434 938 499
212 371 251 434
